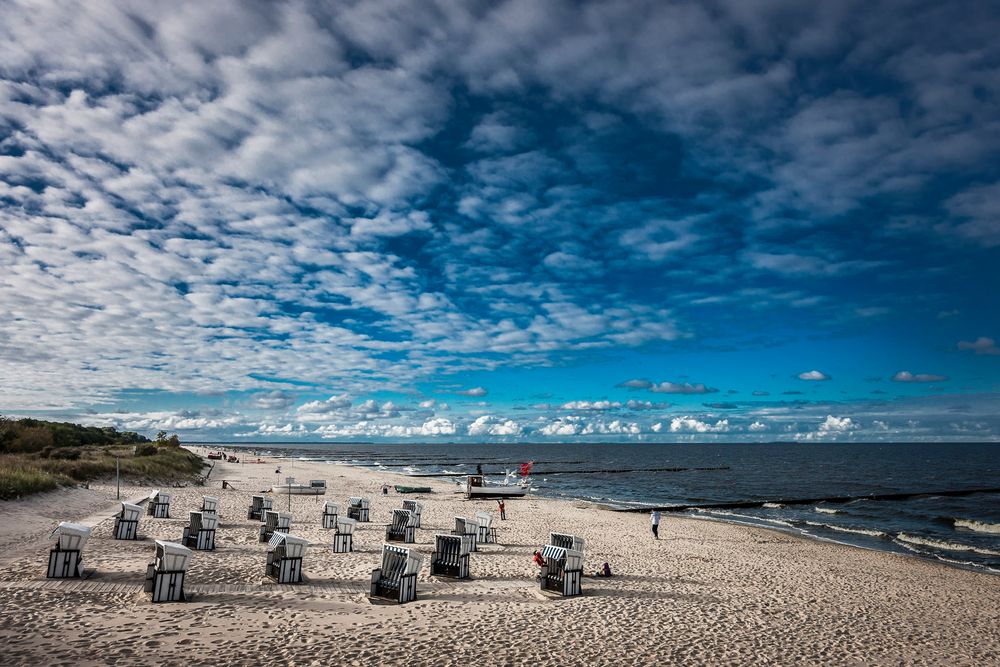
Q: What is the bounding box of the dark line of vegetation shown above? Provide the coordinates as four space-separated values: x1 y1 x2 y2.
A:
0 417 204 500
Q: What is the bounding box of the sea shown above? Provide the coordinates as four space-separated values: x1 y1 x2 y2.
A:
212 441 1000 574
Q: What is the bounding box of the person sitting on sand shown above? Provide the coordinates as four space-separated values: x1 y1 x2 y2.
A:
595 562 612 577
533 550 546 568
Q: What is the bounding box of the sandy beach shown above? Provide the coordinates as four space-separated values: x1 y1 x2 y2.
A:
0 447 997 666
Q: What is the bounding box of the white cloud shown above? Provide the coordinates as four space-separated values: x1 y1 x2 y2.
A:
453 387 488 397
748 421 768 431
958 337 999 356
467 415 523 436
297 394 353 414
797 370 830 381
649 381 718 394
892 371 948 383
669 417 730 433
817 415 857 433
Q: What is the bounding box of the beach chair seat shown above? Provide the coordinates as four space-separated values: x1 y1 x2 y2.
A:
248 495 271 521
538 544 583 597
259 510 293 543
113 502 142 540
147 490 171 518
182 511 218 550
144 540 192 602
321 501 339 529
385 509 416 543
549 532 586 554
47 522 91 578
265 533 307 583
370 544 423 604
347 497 370 522
475 511 497 544
333 516 356 552
452 516 479 552
430 534 470 579
200 496 219 516
402 500 423 528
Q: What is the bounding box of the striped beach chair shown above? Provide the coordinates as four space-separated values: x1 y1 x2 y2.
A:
549 532 586 554
182 511 217 550
113 502 142 540
347 497 370 522
333 516 357 553
402 500 423 528
144 540 192 602
430 534 470 579
321 501 339 529
452 516 479 552
385 509 416 543
370 544 423 604
265 533 307 584
248 495 271 521
147 490 171 518
200 495 219 516
475 511 497 544
259 510 292 542
47 522 91 578
538 544 583 597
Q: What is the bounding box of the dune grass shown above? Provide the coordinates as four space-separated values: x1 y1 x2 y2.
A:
0 445 204 500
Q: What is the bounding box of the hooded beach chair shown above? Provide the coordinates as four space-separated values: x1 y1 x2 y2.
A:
333 516 357 553
402 500 423 528
452 516 479 552
113 502 142 540
538 544 584 597
347 496 370 522
248 495 271 521
266 533 307 583
385 509 416 543
321 501 339 529
144 540 192 602
200 496 219 516
370 544 423 604
147 490 171 518
47 522 91 578
475 511 497 544
182 511 218 550
549 532 586 554
259 510 292 542
430 534 470 579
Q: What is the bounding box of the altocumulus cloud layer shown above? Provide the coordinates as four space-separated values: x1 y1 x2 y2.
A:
0 0 998 441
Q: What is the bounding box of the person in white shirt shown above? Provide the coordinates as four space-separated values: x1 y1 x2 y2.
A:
651 509 661 539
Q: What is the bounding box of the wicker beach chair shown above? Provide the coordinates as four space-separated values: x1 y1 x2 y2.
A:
265 533 307 583
147 490 171 518
144 540 192 602
402 500 423 528
259 510 292 543
347 497 370 522
321 501 339 529
47 522 91 578
182 511 218 551
248 495 271 521
538 544 584 597
549 532 586 554
452 516 479 552
113 502 142 540
200 495 219 516
430 534 470 579
333 516 357 553
370 544 423 604
475 511 497 544
385 509 416 543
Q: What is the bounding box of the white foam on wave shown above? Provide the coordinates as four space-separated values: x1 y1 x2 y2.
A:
762 502 784 509
814 506 840 514
896 533 1000 557
700 509 795 528
804 521 886 538
954 519 1000 535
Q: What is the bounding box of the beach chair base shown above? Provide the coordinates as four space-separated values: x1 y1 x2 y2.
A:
540 568 583 597
347 507 369 522
183 527 216 551
430 553 469 579
322 513 338 529
145 565 186 602
113 517 139 540
385 526 415 543
47 549 82 579
148 503 170 519
369 570 417 604
266 556 303 584
332 533 353 553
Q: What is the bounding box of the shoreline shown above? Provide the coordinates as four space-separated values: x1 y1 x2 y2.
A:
0 446 996 665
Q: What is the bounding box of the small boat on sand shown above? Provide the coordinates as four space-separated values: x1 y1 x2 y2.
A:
394 485 433 494
465 475 526 499
271 479 326 495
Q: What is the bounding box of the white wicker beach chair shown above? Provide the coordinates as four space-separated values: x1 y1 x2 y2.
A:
475 511 496 544
370 544 423 603
430 534 471 579
322 501 339 529
453 516 480 552
147 490 171 518
402 500 423 528
182 511 218 550
259 510 292 542
333 516 357 553
113 502 142 540
385 509 416 543
47 522 91 578
200 496 219 515
248 495 269 521
347 497 370 522
144 540 192 602
266 532 307 583
538 544 583 597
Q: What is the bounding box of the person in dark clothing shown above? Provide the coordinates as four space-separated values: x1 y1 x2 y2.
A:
476 463 483 475
497 498 506 520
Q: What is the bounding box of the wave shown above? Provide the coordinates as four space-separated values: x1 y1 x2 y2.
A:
803 521 886 538
896 533 1000 557
698 509 795 528
762 502 784 509
954 519 1000 535
814 507 840 514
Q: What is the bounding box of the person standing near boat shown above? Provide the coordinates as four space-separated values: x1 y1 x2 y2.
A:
651 509 661 540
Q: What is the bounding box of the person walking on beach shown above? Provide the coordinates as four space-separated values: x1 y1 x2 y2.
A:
476 463 483 476
497 498 506 520
651 509 661 539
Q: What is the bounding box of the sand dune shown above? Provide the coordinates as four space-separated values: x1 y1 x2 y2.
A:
0 447 997 666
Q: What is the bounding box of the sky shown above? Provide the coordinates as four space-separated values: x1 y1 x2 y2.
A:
0 0 998 443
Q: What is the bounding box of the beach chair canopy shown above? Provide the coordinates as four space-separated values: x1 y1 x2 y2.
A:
149 489 160 500
435 533 471 556
202 496 219 511
475 511 493 529
53 522 91 550
157 491 171 503
402 500 423 513
323 501 339 515
456 517 479 535
381 544 423 576
348 496 368 508
540 544 583 570
392 509 415 527
155 540 193 571
549 532 586 554
276 511 292 528
251 495 265 507
336 517 357 534
269 532 308 558
121 502 142 521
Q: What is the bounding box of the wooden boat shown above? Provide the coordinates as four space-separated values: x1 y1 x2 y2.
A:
394 485 433 494
465 475 526 499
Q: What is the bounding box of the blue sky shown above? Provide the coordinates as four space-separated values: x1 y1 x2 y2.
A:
0 0 998 442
